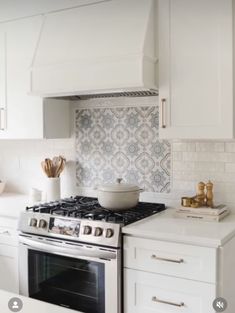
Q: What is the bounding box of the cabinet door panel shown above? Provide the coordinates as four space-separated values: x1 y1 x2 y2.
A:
124 269 216 313
0 28 6 132
0 16 70 139
159 0 233 139
0 244 18 293
124 236 217 283
0 0 104 23
3 16 44 139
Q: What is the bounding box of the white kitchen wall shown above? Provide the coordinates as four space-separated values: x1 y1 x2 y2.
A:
0 138 76 196
172 140 235 210
0 96 235 213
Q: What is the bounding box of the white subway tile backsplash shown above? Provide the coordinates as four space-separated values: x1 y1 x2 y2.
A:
195 142 224 152
225 163 235 173
182 152 235 163
173 161 224 172
212 182 235 193
172 180 196 191
173 152 183 161
172 142 196 152
225 142 235 152
0 139 75 194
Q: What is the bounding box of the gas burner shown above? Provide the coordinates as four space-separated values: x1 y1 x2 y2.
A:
26 196 166 225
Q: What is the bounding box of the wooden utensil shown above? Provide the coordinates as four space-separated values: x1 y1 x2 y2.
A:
55 156 66 177
41 156 66 178
41 161 49 177
52 156 60 176
45 158 53 177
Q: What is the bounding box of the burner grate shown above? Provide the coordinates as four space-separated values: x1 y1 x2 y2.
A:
26 197 166 225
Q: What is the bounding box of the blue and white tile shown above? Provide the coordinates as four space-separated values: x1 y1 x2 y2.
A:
75 103 171 192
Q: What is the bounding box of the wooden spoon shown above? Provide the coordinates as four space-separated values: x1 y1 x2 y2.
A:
41 161 49 177
45 158 53 177
55 156 66 177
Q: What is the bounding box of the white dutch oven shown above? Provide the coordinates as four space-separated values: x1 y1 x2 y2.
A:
97 178 143 210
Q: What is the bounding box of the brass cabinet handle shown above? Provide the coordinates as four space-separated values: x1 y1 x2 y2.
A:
0 107 6 130
151 254 184 264
161 98 166 128
152 296 184 307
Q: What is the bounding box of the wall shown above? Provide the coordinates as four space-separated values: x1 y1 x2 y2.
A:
0 96 235 213
0 138 76 196
172 140 235 210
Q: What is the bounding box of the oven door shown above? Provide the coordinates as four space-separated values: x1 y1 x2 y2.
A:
19 234 121 313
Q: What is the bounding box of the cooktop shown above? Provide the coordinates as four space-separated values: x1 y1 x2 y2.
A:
26 196 166 226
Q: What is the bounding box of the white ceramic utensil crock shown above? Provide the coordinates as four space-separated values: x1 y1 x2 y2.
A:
46 177 61 201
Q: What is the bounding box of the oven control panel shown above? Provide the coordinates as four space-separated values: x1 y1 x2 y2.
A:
18 212 121 248
49 218 80 237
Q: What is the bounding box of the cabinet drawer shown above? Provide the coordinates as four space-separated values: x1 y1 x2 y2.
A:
124 269 216 313
124 236 217 283
0 227 18 246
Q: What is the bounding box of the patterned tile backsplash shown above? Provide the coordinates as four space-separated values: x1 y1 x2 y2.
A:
75 105 171 192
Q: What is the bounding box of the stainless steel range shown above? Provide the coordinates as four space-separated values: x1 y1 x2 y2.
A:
18 196 165 313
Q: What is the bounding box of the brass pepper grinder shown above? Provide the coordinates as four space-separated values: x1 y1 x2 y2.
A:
196 182 206 206
206 180 214 207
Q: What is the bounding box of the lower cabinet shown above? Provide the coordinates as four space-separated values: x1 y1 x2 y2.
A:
124 235 219 313
124 269 216 313
0 219 19 293
0 243 18 293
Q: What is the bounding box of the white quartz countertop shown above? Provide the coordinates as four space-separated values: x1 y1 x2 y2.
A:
0 193 29 219
0 289 77 313
122 209 235 247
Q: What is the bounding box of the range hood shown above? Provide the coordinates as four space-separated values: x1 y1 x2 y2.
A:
30 0 158 98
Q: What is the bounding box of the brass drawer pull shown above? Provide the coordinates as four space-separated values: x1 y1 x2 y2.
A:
151 254 184 264
161 98 166 128
152 296 184 307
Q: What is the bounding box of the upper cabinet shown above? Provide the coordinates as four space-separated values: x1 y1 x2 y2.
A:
158 0 234 139
0 16 70 139
0 0 104 22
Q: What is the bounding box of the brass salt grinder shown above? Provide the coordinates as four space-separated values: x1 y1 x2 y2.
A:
196 182 206 207
206 180 214 207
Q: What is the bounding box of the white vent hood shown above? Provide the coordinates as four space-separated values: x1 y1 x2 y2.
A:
30 0 157 97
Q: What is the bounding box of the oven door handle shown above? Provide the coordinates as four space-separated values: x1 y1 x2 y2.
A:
19 236 117 260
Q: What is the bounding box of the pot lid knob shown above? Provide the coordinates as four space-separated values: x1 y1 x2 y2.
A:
116 178 123 184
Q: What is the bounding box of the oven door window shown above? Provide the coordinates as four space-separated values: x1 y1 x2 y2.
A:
28 250 105 313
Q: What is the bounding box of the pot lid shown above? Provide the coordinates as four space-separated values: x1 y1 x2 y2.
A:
98 178 140 193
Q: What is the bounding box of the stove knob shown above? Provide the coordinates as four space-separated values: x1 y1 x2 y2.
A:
94 227 103 237
105 228 114 238
83 225 92 235
39 219 47 229
29 218 37 227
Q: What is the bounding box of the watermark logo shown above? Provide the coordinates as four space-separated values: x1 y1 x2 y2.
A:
8 297 23 312
213 297 227 312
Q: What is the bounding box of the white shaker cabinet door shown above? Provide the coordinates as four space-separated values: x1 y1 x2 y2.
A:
124 269 216 313
0 245 18 293
2 16 44 139
158 0 233 139
0 0 104 23
0 28 6 132
0 16 70 139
